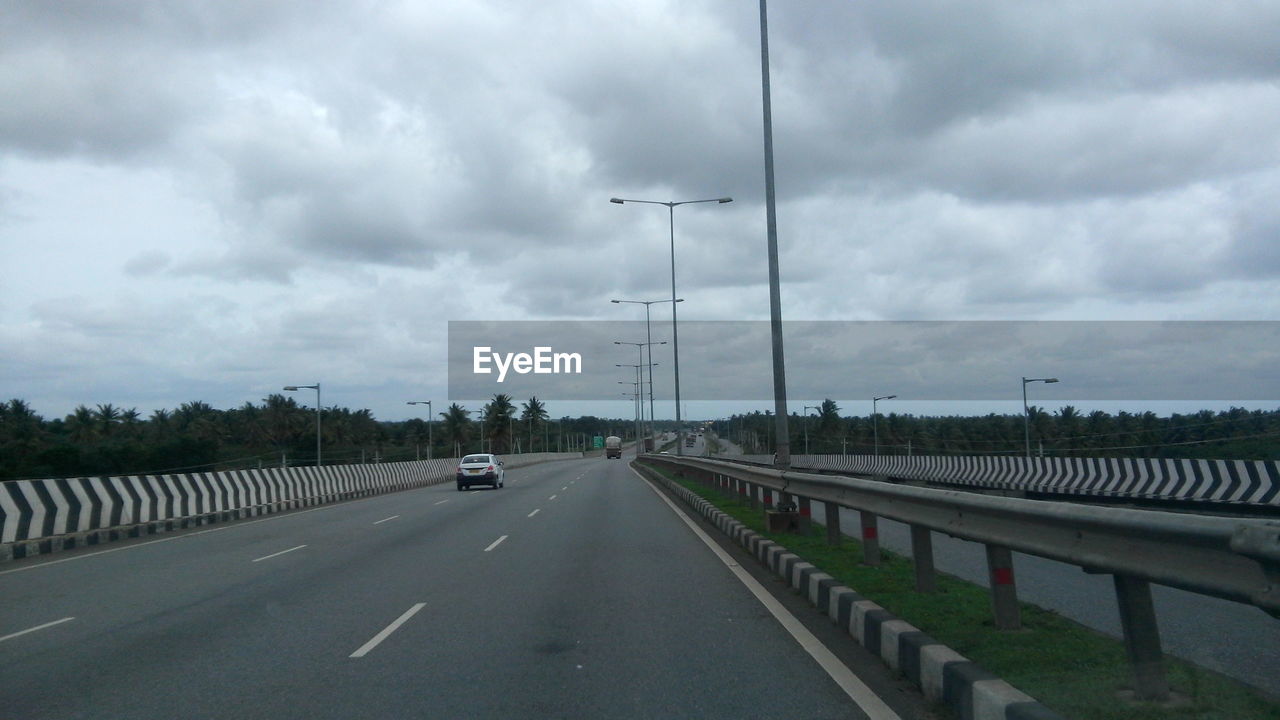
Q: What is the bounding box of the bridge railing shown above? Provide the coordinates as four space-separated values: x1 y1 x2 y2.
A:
638 454 1280 701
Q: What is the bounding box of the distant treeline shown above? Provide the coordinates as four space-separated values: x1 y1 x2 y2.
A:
721 401 1280 461
0 394 648 481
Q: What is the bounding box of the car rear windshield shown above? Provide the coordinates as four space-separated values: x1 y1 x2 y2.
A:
461 455 490 464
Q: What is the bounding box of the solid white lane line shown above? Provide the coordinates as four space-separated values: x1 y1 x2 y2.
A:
251 544 307 563
528 509 540 518
373 515 400 525
633 467 902 720
561 486 568 491
484 535 508 552
0 617 75 644
349 603 426 658
434 500 449 505
549 494 558 500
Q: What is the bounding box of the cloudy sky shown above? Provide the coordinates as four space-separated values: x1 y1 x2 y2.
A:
3 1 1279 423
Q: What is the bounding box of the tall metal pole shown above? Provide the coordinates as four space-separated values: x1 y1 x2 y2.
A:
759 0 790 469
645 303 654 443
314 383 321 467
1022 378 1030 459
1022 377 1059 458
408 400 433 460
667 204 683 455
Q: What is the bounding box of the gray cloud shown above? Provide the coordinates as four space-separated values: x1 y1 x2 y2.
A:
3 0 1280 421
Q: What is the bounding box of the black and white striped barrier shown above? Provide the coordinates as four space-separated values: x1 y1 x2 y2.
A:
0 452 582 561
731 454 1280 507
637 462 1066 720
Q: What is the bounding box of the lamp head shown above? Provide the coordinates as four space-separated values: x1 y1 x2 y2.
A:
717 197 733 203
610 198 624 204
283 386 298 391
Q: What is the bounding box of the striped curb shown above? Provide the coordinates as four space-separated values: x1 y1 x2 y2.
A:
1 452 582 563
728 453 1280 507
637 462 1067 720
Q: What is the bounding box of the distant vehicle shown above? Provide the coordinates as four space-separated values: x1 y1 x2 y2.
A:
456 454 504 490
605 436 623 459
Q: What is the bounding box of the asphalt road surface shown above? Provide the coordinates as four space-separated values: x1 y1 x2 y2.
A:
0 454 929 720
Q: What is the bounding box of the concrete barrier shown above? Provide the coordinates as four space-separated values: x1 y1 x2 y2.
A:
0 452 582 562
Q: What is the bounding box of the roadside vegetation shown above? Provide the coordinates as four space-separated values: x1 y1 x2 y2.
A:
722 400 1280 460
0 396 658 480
651 465 1280 720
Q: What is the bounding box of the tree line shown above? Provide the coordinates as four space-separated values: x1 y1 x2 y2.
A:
721 401 1280 460
0 395 642 481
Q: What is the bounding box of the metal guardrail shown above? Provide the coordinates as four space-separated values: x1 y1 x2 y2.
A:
639 454 1280 701
717 452 1280 507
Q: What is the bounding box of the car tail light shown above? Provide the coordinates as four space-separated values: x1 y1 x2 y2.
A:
486 465 495 471
456 466 463 473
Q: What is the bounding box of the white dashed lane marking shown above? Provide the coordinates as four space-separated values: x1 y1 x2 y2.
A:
349 603 426 658
0 617 75 644
252 545 307 563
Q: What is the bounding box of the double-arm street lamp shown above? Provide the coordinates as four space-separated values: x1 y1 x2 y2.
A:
406 400 433 460
283 383 321 467
617 362 658 448
1022 377 1059 458
612 298 682 444
615 339 667 444
610 196 732 455
873 394 897 457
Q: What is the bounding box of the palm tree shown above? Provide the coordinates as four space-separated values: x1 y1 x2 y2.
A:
68 405 97 444
521 396 549 452
483 394 516 453
95 403 121 438
440 404 472 457
815 398 841 453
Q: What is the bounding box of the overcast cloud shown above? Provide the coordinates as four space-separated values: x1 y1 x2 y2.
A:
3 1 1279 421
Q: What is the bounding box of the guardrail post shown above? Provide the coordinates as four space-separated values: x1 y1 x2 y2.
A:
762 487 773 509
910 525 936 592
985 545 1021 630
859 511 881 566
824 502 841 546
797 496 812 533
748 482 758 510
1113 574 1170 701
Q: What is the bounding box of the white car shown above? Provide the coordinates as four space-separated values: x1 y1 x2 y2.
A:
456 454 504 490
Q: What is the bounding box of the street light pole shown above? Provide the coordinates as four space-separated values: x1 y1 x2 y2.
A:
612 298 682 446
1022 377 1059 458
407 401 433 460
283 383 321 467
758 0 791 470
610 197 731 456
803 405 819 456
873 394 896 457
615 339 666 449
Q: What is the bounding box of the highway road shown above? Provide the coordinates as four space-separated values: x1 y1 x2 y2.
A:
0 453 926 720
708 435 1280 697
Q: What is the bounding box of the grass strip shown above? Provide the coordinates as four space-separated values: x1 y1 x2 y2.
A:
653 466 1280 720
